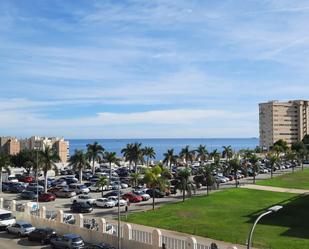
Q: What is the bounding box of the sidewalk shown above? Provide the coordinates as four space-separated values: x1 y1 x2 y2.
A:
240 184 309 194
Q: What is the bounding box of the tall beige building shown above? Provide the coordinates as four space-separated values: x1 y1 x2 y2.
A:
259 100 309 149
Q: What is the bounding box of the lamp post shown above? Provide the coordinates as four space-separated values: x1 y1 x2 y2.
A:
247 205 283 249
35 146 40 213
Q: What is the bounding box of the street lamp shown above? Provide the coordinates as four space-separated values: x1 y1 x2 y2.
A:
247 205 283 249
34 146 40 214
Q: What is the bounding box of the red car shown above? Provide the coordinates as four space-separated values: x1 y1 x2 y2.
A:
122 193 143 203
39 193 56 202
19 176 34 183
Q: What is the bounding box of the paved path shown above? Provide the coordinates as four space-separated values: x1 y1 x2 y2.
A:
240 184 309 194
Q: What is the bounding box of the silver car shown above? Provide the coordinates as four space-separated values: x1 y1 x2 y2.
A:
6 221 35 236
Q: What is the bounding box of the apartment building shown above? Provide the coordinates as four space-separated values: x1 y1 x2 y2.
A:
1 136 69 162
259 100 309 150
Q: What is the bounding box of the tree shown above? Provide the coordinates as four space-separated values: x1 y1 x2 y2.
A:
40 146 60 193
222 145 233 161
175 168 195 202
163 149 178 171
0 152 10 193
285 150 296 172
130 172 140 187
87 142 104 175
302 134 309 149
267 153 279 179
203 164 215 195
95 176 109 197
254 146 263 153
121 143 143 173
143 166 169 210
196 145 208 166
229 158 241 188
10 149 37 175
249 154 260 183
291 141 307 171
103 151 121 179
209 149 221 163
273 139 288 153
142 146 156 167
68 150 90 182
179 145 195 166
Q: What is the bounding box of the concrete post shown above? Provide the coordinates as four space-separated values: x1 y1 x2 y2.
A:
40 206 46 219
186 237 197 249
98 218 107 233
24 202 32 215
57 210 64 223
123 223 132 241
0 198 3 209
152 229 162 249
11 200 16 212
75 214 84 228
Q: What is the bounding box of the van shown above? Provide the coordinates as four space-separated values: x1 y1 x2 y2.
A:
0 209 16 228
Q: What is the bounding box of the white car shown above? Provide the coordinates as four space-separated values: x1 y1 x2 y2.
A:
7 176 18 183
89 184 112 192
108 196 127 206
71 195 96 205
69 184 90 194
94 198 115 208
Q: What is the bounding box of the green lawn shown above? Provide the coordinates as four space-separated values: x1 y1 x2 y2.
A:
257 168 309 190
125 189 309 249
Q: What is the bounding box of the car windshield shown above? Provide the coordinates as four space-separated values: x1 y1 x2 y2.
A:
0 213 14 220
22 224 32 228
80 185 87 189
72 237 82 242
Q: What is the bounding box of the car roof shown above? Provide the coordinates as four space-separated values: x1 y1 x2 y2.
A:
16 220 31 225
64 233 81 239
0 209 12 215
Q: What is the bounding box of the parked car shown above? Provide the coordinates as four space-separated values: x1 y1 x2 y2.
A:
50 233 85 249
132 190 151 201
63 214 76 224
54 189 76 198
6 176 19 183
39 193 56 202
26 185 44 194
9 183 26 193
69 184 90 194
6 220 35 236
17 175 34 183
146 189 165 198
0 209 16 229
70 202 93 213
89 184 111 192
85 243 116 249
28 227 57 244
103 191 123 198
94 198 115 208
122 193 143 203
107 196 127 206
20 190 38 200
71 195 96 205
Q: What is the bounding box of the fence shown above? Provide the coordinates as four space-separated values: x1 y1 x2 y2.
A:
0 198 242 249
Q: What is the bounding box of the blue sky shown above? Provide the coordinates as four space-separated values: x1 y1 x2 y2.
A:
1 0 309 138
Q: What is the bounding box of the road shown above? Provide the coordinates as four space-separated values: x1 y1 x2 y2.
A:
0 231 46 249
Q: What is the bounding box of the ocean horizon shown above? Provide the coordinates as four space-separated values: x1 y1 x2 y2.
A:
69 138 259 161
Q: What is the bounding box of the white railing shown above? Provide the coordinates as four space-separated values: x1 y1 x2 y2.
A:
197 243 210 249
131 229 153 244
162 235 186 249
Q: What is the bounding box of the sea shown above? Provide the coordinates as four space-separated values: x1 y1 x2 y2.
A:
68 138 259 161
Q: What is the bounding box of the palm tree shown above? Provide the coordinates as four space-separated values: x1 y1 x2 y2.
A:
196 145 208 166
204 164 215 195
121 143 143 173
143 165 169 210
229 157 241 188
87 142 104 175
40 146 60 193
95 176 109 197
0 152 10 193
130 172 140 187
103 151 121 179
249 154 260 183
142 146 156 166
267 153 279 179
179 145 195 166
291 141 307 171
285 150 296 172
222 145 233 161
163 149 178 171
176 168 194 202
68 150 90 182
121 143 135 170
209 149 221 163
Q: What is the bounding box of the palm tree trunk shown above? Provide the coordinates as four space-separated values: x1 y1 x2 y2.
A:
44 171 48 193
101 188 104 198
235 173 238 188
109 162 112 180
135 161 137 173
79 168 82 183
301 161 304 171
207 184 209 196
92 159 95 175
271 165 273 179
0 171 2 194
147 156 149 167
182 181 185 202
253 174 256 184
152 192 155 210
169 161 172 171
